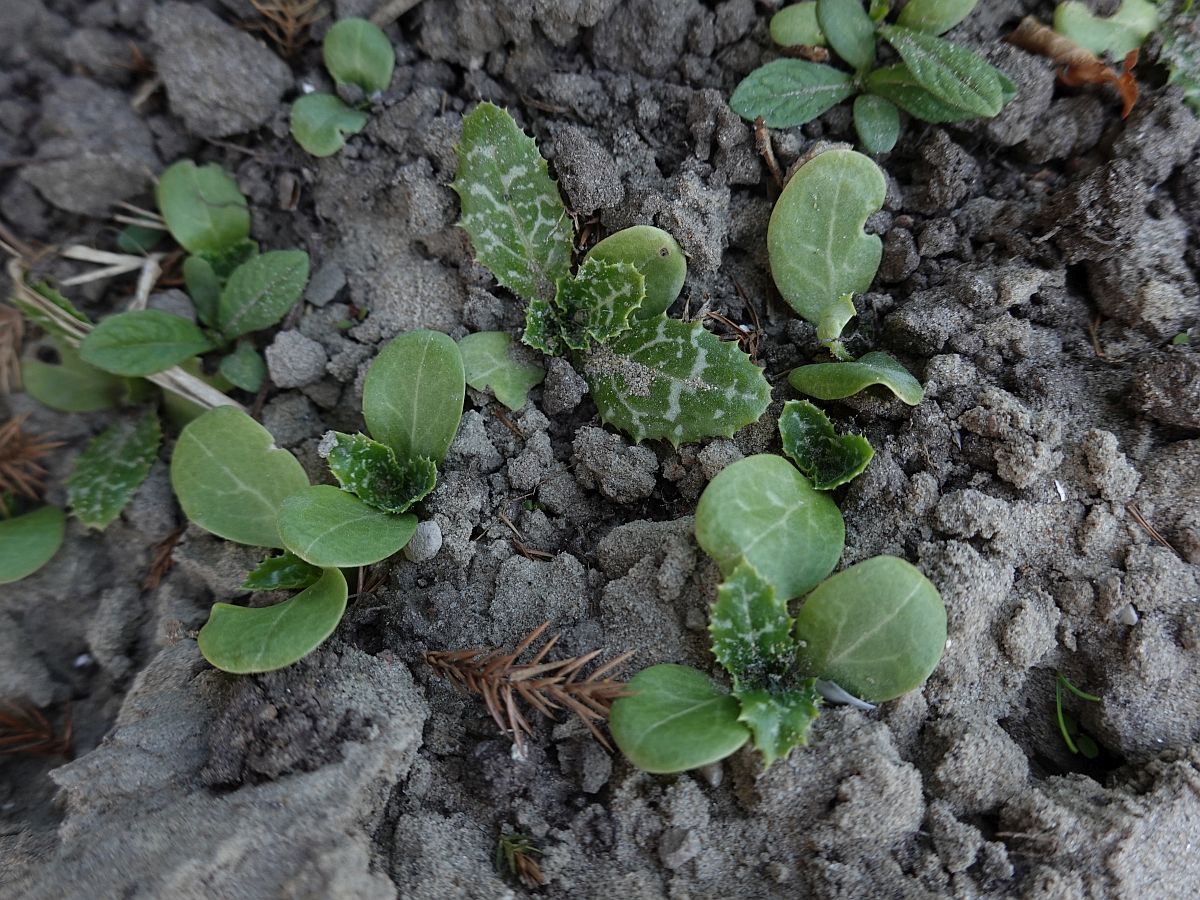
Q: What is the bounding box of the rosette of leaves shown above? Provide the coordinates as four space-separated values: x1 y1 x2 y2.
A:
290 18 395 157
731 0 1016 153
170 329 465 673
610 453 946 773
74 160 309 402
451 102 771 447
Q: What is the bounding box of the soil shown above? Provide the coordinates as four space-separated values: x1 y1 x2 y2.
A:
3 1 1200 898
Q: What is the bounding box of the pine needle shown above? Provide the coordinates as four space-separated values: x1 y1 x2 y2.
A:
0 415 63 517
0 700 73 758
246 0 327 58
496 831 546 888
425 622 632 756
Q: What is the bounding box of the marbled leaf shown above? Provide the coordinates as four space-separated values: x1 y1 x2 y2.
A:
66 410 161 530
319 431 437 514
778 400 874 490
709 561 796 684
734 683 822 767
554 257 645 350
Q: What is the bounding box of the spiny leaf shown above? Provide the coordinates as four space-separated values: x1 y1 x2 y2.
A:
730 59 855 128
787 350 924 404
278 485 417 567
242 551 323 591
319 431 437 514
452 102 574 305
198 566 347 673
458 331 545 411
217 250 310 340
0 506 64 584
322 18 395 94
554 257 645 350
734 683 821 767
877 24 1007 118
710 561 795 684
582 316 771 447
156 160 250 256
79 310 213 377
290 93 370 157
585 225 687 320
66 411 161 530
778 400 873 491
522 297 560 355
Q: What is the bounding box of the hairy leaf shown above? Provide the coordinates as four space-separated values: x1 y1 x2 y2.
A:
290 93 370 157
218 341 267 392
609 664 749 774
66 411 161 530
198 567 347 673
771 2 826 46
582 317 771 447
695 454 844 600
242 551 323 591
323 18 395 93
734 683 821 767
156 160 250 256
767 148 885 336
778 400 873 490
362 329 465 464
183 255 220 327
710 561 795 684
218 250 310 340
730 59 855 128
865 63 984 121
0 506 64 584
279 485 417 567
458 331 545 410
452 102 573 305
319 431 437 514
1054 0 1157 56
555 257 645 350
171 406 310 548
22 337 130 413
853 94 900 153
79 310 213 377
586 225 688 319
788 350 924 404
877 25 1007 118
817 0 877 70
897 0 979 35
794 555 946 701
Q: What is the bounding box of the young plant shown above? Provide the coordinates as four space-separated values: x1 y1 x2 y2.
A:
290 18 395 157
452 103 771 447
1054 0 1157 57
1055 672 1101 758
170 329 465 673
610 452 945 772
457 331 545 411
733 0 1016 153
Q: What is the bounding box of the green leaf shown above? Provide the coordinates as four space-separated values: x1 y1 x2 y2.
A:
323 18 395 94
1054 0 1157 56
452 102 574 305
695 454 844 600
218 341 267 392
79 310 213 377
290 93 370 158
278 485 417 567
767 148 885 338
66 411 161 530
197 237 259 281
734 684 821 767
582 317 771 447
522 298 560 355
793 555 946 701
1162 3 1200 114
877 25 1006 118
183 255 221 327
710 561 795 683
853 94 900 153
242 551 323 591
586 225 688 320
320 431 437 514
787 350 924 404
22 337 130 412
817 0 877 70
362 329 465 465
198 566 348 673
554 257 645 350
0 506 65 584
730 60 855 128
171 405 310 548
771 2 826 46
609 664 750 774
778 400 873 490
156 160 250 256
897 0 979 35
217 250 310 341
117 224 166 255
458 331 545 411
865 63 984 122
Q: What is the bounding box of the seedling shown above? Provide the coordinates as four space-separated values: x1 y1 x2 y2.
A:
733 0 1016 153
171 329 465 673
290 18 395 157
452 103 771 447
457 331 545 411
1054 0 1157 57
1055 672 1101 757
495 830 546 889
612 453 945 772
778 399 873 489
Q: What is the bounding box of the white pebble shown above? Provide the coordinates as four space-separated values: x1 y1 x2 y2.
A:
1118 603 1139 626
403 520 443 563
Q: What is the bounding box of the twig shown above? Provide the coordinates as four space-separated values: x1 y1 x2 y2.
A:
143 527 185 591
0 305 23 394
754 116 785 190
1127 503 1182 558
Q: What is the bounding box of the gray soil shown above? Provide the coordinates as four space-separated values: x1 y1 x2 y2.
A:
3 0 1200 898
